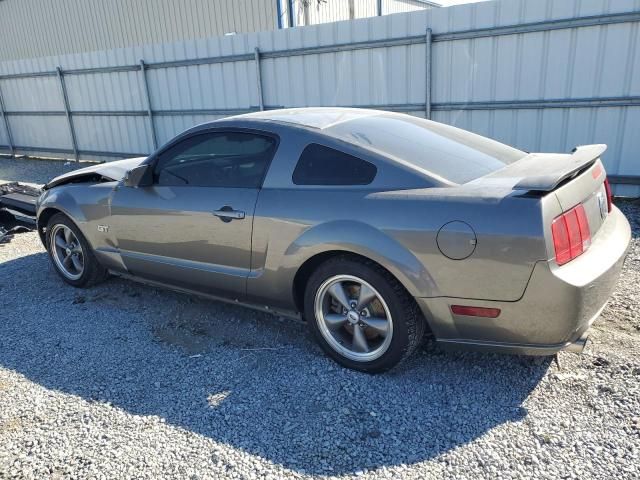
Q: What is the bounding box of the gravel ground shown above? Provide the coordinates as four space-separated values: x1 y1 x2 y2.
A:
0 156 87 187
1 159 639 479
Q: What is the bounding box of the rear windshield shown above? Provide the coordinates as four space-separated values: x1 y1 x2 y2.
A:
327 114 527 184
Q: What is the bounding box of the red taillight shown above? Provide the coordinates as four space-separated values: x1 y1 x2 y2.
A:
575 205 591 249
551 204 591 266
604 178 612 212
451 305 501 318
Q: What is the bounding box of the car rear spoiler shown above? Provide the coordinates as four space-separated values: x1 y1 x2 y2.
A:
511 144 607 192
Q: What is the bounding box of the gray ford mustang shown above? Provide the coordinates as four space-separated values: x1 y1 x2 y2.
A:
36 108 631 372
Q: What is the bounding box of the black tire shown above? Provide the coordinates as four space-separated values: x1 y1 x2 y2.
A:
46 213 108 288
304 255 424 373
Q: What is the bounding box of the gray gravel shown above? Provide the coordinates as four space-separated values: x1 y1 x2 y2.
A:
0 156 89 187
1 159 639 479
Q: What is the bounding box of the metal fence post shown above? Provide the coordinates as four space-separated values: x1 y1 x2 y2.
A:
56 66 79 162
287 0 295 27
425 28 432 119
0 83 14 156
276 0 283 29
139 60 158 151
377 0 383 16
254 48 265 111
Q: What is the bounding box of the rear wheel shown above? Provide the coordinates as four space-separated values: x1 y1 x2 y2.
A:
46 213 108 287
304 256 424 373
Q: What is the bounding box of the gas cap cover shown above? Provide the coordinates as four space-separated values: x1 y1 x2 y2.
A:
436 221 477 260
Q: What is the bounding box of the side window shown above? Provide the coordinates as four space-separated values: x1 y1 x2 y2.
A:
292 143 377 186
153 132 277 188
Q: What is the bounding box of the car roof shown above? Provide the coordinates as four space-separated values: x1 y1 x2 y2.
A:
227 107 385 130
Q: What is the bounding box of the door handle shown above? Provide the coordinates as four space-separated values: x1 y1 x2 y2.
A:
213 207 245 222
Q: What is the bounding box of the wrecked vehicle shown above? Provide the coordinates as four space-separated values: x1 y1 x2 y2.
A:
0 182 40 243
34 108 631 372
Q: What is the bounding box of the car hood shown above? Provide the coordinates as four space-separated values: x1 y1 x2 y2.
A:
44 157 148 189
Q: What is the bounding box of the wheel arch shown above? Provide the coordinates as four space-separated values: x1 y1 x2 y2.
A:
38 206 95 254
285 219 436 302
293 250 403 312
292 249 433 332
37 187 93 248
37 207 64 246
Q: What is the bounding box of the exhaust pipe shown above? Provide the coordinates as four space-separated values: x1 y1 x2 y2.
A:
565 333 589 353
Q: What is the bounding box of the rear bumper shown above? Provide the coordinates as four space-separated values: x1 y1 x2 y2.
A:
416 206 631 355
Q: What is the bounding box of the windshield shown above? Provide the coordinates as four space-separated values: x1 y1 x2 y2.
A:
327 114 527 184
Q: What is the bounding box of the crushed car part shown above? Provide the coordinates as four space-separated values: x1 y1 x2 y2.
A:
0 182 40 243
0 182 41 217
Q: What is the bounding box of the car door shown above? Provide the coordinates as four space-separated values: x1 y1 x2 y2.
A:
109 129 278 300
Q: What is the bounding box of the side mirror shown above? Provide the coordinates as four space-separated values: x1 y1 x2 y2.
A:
123 164 149 188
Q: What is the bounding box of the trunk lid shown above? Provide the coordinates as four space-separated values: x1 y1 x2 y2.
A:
472 144 609 234
469 144 611 262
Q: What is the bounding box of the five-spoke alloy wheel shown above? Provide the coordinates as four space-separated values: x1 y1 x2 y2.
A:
305 256 424 373
50 224 85 280
46 213 108 287
315 275 393 362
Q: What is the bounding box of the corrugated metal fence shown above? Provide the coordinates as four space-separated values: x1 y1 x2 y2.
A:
0 0 639 195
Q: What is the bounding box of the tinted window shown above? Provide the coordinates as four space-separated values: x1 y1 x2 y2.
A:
292 144 376 185
153 132 276 188
327 114 527 184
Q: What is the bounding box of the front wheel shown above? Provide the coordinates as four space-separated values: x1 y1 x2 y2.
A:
304 256 424 373
46 213 108 288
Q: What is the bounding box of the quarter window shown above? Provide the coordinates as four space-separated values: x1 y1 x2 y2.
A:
292 143 376 186
153 132 277 188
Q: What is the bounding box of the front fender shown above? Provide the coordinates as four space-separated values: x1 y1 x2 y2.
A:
37 188 88 226
36 184 115 251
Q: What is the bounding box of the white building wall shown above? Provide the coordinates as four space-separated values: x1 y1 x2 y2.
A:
0 0 279 62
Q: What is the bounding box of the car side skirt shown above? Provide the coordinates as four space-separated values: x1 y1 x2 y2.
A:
108 270 303 321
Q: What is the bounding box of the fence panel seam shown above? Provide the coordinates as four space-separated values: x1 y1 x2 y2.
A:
139 60 157 150
0 82 14 155
254 47 264 111
56 66 79 162
425 28 432 120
